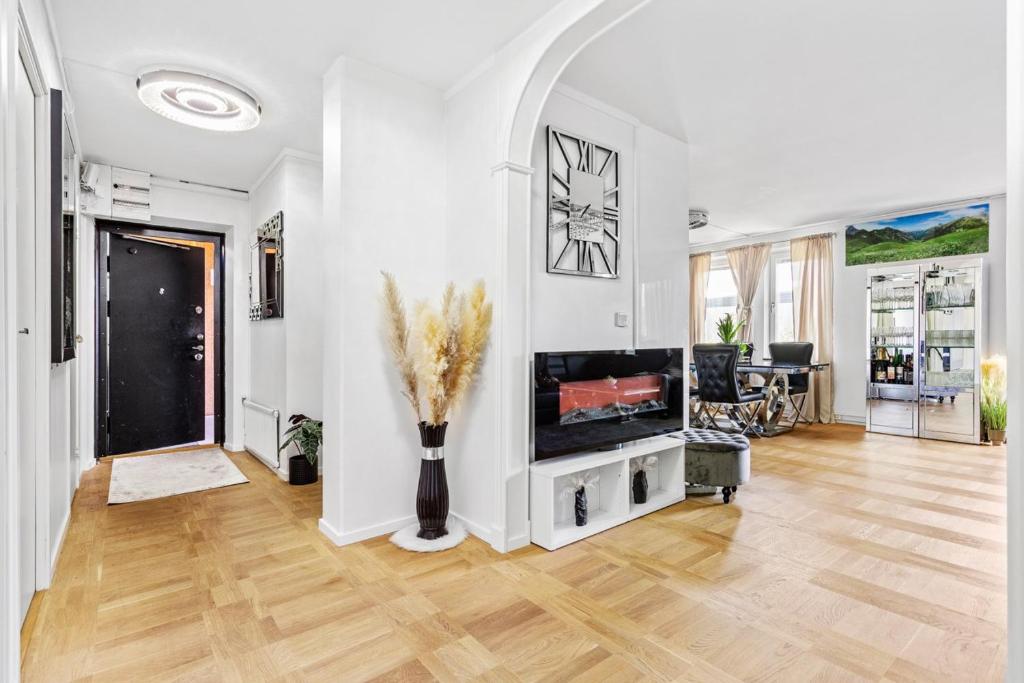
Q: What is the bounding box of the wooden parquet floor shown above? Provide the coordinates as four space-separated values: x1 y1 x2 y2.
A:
21 424 1006 681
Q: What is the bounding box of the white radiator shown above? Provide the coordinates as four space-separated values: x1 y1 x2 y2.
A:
242 397 280 471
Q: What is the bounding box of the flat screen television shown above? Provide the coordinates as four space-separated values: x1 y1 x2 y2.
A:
533 348 686 460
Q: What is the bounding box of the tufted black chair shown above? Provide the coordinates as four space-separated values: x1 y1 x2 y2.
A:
769 342 814 426
692 344 765 436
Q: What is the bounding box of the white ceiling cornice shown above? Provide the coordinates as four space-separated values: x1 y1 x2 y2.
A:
249 147 322 194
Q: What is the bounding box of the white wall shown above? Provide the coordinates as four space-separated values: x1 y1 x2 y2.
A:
320 57 448 545
1 0 78 673
443 69 501 544
319 60 690 553
248 162 287 429
531 87 636 352
248 151 323 476
693 195 1006 422
531 85 689 352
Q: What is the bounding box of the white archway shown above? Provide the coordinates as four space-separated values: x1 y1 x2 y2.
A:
483 0 652 550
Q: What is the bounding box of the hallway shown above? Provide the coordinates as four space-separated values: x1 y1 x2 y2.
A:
21 426 1007 681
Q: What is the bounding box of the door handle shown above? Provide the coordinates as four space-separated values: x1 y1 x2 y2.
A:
18 328 29 335
191 344 204 351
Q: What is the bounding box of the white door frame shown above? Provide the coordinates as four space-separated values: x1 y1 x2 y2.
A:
18 5 53 599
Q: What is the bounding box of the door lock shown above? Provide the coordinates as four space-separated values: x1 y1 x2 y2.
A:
193 353 204 361
194 306 203 314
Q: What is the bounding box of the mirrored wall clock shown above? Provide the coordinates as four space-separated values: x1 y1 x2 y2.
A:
546 126 620 278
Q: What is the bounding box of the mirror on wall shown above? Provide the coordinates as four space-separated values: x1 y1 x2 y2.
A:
52 89 76 363
249 211 283 320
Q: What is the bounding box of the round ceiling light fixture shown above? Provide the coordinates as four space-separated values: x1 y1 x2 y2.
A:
136 68 261 132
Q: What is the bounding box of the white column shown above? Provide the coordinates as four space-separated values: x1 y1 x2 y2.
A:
491 161 534 551
1006 0 1023 678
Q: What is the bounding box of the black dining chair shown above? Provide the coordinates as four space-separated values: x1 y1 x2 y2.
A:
692 344 766 437
769 342 814 426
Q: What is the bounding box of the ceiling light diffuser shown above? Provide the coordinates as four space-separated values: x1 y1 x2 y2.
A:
136 69 261 132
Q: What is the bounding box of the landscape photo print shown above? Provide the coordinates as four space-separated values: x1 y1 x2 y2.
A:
845 202 989 266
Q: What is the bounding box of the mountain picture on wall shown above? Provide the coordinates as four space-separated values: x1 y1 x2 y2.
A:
845 203 989 266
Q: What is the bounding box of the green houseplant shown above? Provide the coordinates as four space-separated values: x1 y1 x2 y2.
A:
981 356 1007 445
715 313 751 359
981 400 1007 445
280 414 322 485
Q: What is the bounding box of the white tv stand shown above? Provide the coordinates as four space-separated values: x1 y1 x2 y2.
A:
529 435 685 550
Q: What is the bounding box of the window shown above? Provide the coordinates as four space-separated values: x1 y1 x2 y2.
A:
703 263 738 341
766 250 795 349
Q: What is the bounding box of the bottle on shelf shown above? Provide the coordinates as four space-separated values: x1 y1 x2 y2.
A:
872 346 887 383
894 350 903 383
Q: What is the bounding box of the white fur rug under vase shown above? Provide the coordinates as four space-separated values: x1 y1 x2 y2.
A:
107 448 249 504
390 519 467 552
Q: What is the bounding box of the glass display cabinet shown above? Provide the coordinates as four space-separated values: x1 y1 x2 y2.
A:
865 258 982 444
866 267 920 437
920 258 982 443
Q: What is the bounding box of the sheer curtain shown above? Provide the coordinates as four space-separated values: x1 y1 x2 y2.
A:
791 233 835 423
689 252 711 349
726 243 771 341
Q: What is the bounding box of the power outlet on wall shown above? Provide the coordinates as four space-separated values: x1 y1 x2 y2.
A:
614 312 629 328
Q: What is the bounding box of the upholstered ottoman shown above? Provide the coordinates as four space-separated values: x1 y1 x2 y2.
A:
671 429 751 503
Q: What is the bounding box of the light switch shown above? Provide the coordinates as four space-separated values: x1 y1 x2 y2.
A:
614 312 629 327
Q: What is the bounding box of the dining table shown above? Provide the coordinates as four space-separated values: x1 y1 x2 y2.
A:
688 360 830 436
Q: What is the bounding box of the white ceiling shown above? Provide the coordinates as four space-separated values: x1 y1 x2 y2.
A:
51 0 559 189
560 0 1006 245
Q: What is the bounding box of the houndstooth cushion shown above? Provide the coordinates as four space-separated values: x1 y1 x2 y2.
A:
672 429 750 453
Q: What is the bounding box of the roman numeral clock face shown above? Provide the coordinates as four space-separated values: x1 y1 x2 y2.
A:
546 126 620 278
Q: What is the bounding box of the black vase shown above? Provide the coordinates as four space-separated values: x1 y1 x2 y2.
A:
288 454 317 485
574 487 587 526
416 421 449 540
632 470 648 504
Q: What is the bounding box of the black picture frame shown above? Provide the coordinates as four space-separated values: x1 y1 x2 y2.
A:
50 88 75 363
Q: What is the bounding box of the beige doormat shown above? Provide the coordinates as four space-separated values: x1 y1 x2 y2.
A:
108 448 249 504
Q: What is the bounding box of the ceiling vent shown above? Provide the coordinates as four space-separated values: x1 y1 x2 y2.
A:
688 208 710 230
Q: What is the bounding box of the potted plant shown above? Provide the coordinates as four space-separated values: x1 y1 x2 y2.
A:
982 400 1007 446
381 272 492 541
280 414 322 485
716 313 752 361
981 356 1007 446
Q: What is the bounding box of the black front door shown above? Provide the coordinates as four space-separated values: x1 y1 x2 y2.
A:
103 233 206 454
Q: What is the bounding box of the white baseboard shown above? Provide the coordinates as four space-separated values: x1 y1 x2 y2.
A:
222 442 244 452
449 511 493 546
835 414 866 425
505 532 531 552
47 508 72 585
318 514 418 547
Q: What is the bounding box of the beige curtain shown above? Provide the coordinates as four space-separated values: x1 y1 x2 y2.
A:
791 233 835 423
689 252 711 348
726 243 771 341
